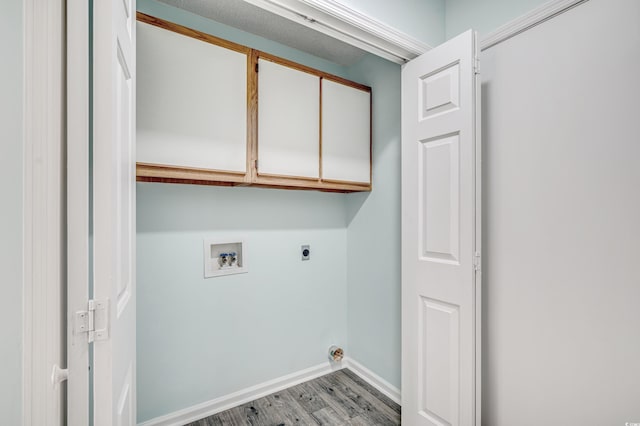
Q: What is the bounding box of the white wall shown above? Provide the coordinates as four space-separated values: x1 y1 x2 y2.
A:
481 0 640 423
445 0 549 39
0 0 23 424
137 185 348 422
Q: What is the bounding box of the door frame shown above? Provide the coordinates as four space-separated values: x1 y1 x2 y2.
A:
66 0 91 424
22 0 66 424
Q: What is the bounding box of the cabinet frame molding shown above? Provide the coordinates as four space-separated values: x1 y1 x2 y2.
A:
136 12 372 193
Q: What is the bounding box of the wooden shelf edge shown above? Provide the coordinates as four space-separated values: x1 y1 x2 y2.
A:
136 163 247 183
136 176 241 187
136 163 371 193
253 175 371 192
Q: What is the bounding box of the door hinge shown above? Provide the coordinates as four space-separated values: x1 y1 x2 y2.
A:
74 299 109 343
255 63 259 73
473 251 481 272
474 57 480 75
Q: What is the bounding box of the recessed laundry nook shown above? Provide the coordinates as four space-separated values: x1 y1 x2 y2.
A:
5 0 640 425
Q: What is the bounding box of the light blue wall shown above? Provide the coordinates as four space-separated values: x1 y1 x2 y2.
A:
135 1 353 422
137 185 348 422
345 56 402 388
0 0 23 424
339 0 446 46
445 0 550 39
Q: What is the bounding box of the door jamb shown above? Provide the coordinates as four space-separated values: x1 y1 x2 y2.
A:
23 0 66 424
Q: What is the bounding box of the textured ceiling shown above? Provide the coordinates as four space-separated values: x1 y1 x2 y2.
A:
158 0 368 66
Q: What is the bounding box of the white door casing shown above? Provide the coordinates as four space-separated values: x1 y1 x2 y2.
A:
67 0 91 423
401 30 481 426
93 0 137 424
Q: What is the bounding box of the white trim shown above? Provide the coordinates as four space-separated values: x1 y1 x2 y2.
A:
137 362 344 426
344 358 402 405
66 0 91 424
241 0 431 63
137 358 401 426
481 0 590 51
300 0 431 55
23 0 66 425
241 0 591 63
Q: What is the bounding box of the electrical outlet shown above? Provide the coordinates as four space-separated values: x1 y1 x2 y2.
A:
301 245 310 261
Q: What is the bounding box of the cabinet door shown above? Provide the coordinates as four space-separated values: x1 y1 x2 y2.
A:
321 79 371 184
137 21 247 172
258 59 320 179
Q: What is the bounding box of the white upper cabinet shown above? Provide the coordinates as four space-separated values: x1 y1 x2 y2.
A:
136 21 247 172
257 59 320 179
321 79 371 184
136 14 372 192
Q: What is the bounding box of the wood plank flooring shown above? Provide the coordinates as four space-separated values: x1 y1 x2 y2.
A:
186 369 401 426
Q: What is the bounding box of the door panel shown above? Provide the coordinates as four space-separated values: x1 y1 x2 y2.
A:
116 43 134 316
419 63 460 119
93 0 137 424
420 297 460 426
419 134 459 263
401 30 480 426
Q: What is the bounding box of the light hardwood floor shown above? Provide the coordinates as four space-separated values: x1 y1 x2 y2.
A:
186 369 401 425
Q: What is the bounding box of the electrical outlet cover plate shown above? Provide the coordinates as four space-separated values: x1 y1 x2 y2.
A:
301 245 310 261
204 238 248 278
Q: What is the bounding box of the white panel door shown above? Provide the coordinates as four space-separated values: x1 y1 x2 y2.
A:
258 59 320 178
93 0 137 425
322 79 371 184
137 21 247 172
401 30 481 426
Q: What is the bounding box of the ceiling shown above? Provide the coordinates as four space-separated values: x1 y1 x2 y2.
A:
158 0 369 66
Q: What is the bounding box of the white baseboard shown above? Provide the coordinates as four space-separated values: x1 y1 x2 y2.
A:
138 357 401 426
343 357 401 405
138 361 343 426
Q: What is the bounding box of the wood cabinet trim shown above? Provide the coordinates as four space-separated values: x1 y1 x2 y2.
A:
136 13 370 93
256 172 321 182
253 175 371 192
136 12 251 55
247 49 259 183
257 53 370 93
137 163 246 182
319 77 324 181
321 177 371 186
369 88 373 185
